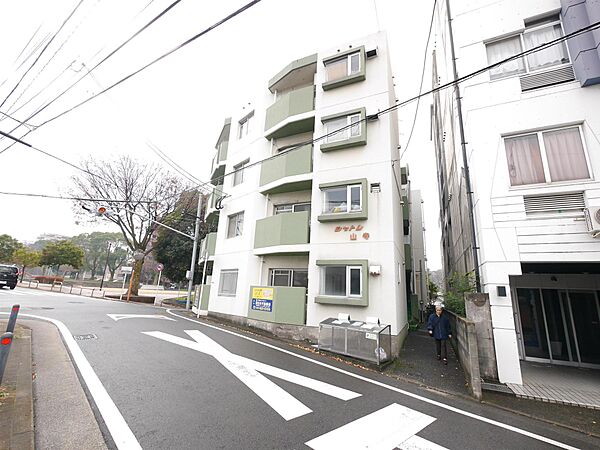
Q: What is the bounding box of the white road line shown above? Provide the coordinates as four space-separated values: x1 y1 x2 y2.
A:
399 435 449 450
306 403 436 450
107 314 176 322
0 312 141 450
165 309 580 450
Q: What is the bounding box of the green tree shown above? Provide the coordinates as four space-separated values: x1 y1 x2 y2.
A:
106 244 130 281
72 232 124 279
443 271 476 317
153 190 206 283
427 279 439 301
0 234 23 262
39 240 84 273
11 247 41 281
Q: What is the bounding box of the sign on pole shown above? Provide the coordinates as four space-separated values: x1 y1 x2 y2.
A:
156 263 164 272
121 266 133 274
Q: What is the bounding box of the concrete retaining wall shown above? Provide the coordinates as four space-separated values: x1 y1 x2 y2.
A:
465 293 498 380
446 311 482 400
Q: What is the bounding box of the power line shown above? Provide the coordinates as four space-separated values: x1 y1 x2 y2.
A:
2 18 598 208
400 0 436 161
0 190 156 203
0 0 86 108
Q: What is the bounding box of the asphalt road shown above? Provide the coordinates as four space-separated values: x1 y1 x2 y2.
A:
1 286 598 450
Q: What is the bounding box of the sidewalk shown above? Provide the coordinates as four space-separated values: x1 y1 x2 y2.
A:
0 323 34 450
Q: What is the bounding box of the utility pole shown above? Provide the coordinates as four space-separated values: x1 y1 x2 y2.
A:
186 192 203 310
99 241 111 290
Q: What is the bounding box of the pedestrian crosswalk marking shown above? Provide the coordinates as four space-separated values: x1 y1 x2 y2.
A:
305 403 446 450
143 329 361 421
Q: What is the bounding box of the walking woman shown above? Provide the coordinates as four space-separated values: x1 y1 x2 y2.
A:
427 305 452 364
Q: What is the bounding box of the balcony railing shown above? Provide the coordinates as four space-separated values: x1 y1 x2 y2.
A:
264 85 315 139
254 211 310 254
259 144 312 194
200 232 217 258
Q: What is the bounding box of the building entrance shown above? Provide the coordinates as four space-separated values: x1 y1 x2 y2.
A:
515 288 600 367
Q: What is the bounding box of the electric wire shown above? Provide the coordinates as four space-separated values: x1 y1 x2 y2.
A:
0 191 156 203
1 18 598 208
12 24 44 65
0 0 86 109
400 0 436 161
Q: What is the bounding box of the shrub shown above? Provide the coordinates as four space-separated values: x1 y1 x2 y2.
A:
443 271 476 317
33 275 65 284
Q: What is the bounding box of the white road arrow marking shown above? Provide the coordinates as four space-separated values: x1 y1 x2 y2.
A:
143 329 361 421
305 403 445 450
399 435 448 450
107 314 176 322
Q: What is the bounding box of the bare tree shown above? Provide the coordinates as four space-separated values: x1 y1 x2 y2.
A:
71 155 187 295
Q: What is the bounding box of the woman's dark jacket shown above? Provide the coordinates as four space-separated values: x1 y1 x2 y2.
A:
427 313 452 340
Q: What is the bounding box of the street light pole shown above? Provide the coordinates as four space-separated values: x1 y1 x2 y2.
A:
99 241 111 290
186 193 203 310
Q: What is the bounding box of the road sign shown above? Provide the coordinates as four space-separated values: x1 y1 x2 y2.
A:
121 266 133 274
143 329 360 421
156 263 164 272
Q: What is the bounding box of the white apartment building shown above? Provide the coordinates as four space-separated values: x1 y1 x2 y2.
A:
433 0 600 384
195 32 418 354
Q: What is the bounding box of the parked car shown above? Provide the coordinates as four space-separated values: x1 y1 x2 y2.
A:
0 264 19 290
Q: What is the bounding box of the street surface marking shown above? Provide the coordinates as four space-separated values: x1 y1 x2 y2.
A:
165 309 579 450
0 312 141 450
306 403 438 450
107 313 176 322
399 435 449 450
143 329 360 421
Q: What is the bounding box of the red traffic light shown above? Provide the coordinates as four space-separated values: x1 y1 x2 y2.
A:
98 207 107 215
1 336 12 346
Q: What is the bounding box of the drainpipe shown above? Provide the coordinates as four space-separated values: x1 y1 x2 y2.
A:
445 0 482 292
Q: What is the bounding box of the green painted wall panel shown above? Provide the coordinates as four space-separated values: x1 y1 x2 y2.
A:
254 211 310 249
200 285 211 310
259 144 313 187
206 232 217 256
268 53 317 91
264 85 315 132
247 286 306 325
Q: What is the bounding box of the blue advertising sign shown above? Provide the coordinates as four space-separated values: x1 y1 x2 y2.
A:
251 298 273 312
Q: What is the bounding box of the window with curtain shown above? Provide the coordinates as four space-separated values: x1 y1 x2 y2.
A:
505 126 590 186
322 185 362 214
324 113 361 143
218 269 238 296
227 212 244 238
233 159 249 186
486 17 570 80
320 265 362 297
238 112 253 139
324 52 360 82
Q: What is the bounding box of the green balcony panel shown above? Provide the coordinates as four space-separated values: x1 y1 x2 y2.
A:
201 232 217 257
254 211 310 250
211 164 225 186
259 144 313 193
217 140 228 162
404 244 412 269
402 195 409 220
264 85 315 139
247 286 306 325
199 285 211 310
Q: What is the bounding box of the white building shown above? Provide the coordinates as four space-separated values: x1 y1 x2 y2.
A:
433 0 600 384
195 32 421 355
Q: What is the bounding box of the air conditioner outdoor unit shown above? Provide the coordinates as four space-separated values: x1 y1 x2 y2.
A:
584 207 600 238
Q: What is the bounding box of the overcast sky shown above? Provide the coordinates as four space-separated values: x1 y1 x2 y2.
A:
0 0 441 269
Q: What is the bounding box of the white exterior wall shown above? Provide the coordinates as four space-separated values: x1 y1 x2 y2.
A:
410 190 427 308
436 0 600 383
204 32 407 339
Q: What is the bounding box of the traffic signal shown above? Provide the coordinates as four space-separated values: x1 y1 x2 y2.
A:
96 206 109 216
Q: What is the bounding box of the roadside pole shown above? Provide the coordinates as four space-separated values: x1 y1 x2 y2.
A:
197 249 209 318
186 193 202 310
119 273 128 301
99 241 111 291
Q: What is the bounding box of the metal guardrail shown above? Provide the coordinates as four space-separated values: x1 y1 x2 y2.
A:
0 304 19 385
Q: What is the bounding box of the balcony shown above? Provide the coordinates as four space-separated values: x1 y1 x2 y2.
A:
264 85 315 140
247 286 306 325
199 232 217 259
211 164 225 186
259 144 313 194
268 53 317 93
209 184 224 210
253 211 310 255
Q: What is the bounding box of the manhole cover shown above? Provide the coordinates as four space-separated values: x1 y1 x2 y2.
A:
73 334 98 341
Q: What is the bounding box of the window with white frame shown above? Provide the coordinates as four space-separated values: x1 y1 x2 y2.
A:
324 52 361 82
268 269 308 288
218 269 238 296
323 113 361 143
504 126 590 186
486 15 570 80
227 211 244 238
322 184 362 214
232 159 249 186
274 202 311 215
320 265 362 297
238 112 253 139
